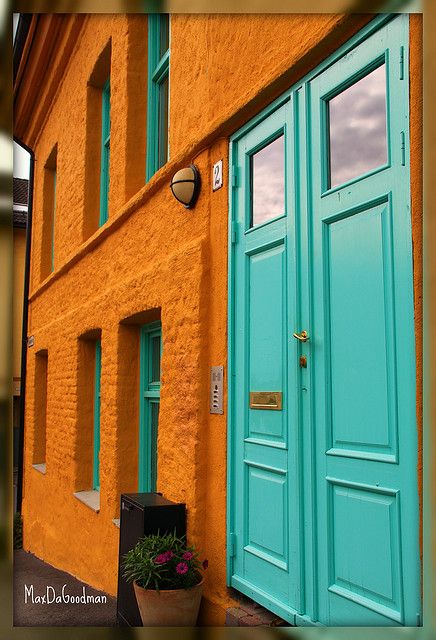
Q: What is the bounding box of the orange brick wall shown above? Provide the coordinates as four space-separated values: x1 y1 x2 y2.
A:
20 14 422 624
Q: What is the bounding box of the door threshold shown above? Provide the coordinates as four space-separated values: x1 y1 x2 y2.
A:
230 575 321 627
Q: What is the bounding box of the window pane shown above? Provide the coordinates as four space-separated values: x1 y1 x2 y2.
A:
328 64 387 188
159 15 169 58
102 81 110 139
150 401 159 490
52 169 56 271
251 135 285 227
151 402 159 434
93 340 101 491
100 81 110 225
151 335 161 383
158 75 169 169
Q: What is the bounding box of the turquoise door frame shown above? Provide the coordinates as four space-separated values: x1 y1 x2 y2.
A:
227 14 421 627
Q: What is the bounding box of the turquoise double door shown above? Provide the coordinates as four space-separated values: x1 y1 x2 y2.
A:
228 15 420 626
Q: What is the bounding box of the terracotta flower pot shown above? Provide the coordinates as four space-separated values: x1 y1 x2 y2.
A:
133 579 203 626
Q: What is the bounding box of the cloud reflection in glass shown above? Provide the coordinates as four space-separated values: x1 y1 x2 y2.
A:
328 63 388 188
251 135 285 227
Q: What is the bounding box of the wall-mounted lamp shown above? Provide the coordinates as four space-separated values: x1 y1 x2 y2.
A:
170 164 201 209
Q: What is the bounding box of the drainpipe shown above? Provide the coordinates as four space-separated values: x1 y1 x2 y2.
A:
14 137 34 514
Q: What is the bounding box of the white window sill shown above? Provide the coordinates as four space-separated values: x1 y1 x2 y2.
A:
112 518 120 528
73 490 100 512
32 463 46 475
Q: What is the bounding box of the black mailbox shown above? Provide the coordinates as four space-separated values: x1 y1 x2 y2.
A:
116 492 186 626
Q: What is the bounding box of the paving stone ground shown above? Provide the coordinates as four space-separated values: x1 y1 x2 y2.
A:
14 549 117 627
14 549 292 629
225 592 291 627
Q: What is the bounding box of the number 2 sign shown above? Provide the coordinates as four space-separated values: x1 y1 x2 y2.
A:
213 159 223 191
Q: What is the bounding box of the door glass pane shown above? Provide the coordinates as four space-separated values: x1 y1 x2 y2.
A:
150 401 159 489
251 135 285 227
328 64 387 188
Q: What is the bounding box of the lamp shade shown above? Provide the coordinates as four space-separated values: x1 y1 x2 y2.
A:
170 164 200 209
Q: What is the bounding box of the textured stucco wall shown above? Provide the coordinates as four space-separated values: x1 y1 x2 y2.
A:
20 13 422 624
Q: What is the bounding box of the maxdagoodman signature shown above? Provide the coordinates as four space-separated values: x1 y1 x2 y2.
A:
24 584 107 604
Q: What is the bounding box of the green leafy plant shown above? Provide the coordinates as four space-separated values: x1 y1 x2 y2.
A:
14 512 23 550
122 531 208 591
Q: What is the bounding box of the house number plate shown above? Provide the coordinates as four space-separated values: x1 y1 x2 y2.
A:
212 159 223 191
249 391 282 410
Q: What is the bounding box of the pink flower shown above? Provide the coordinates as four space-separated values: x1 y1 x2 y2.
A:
176 562 189 575
202 559 209 570
155 550 174 564
182 551 194 561
155 553 169 564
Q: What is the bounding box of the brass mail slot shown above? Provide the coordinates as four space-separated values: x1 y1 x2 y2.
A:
249 391 282 410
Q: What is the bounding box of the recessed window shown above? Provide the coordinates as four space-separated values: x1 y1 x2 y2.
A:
99 79 110 225
139 322 162 492
146 14 170 180
328 64 387 188
251 135 285 227
93 340 102 491
159 16 169 58
84 40 111 240
158 74 169 170
151 333 161 383
52 170 57 271
75 330 102 495
33 350 48 466
40 145 57 280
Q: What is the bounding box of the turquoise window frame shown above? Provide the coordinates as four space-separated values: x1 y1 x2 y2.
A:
138 321 162 492
93 340 101 491
51 169 57 271
99 79 110 226
146 14 170 181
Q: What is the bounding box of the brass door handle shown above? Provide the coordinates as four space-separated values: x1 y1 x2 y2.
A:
293 330 309 342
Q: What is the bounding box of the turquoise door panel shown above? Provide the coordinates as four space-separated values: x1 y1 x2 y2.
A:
326 480 403 624
228 14 420 627
248 244 287 442
326 201 397 460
